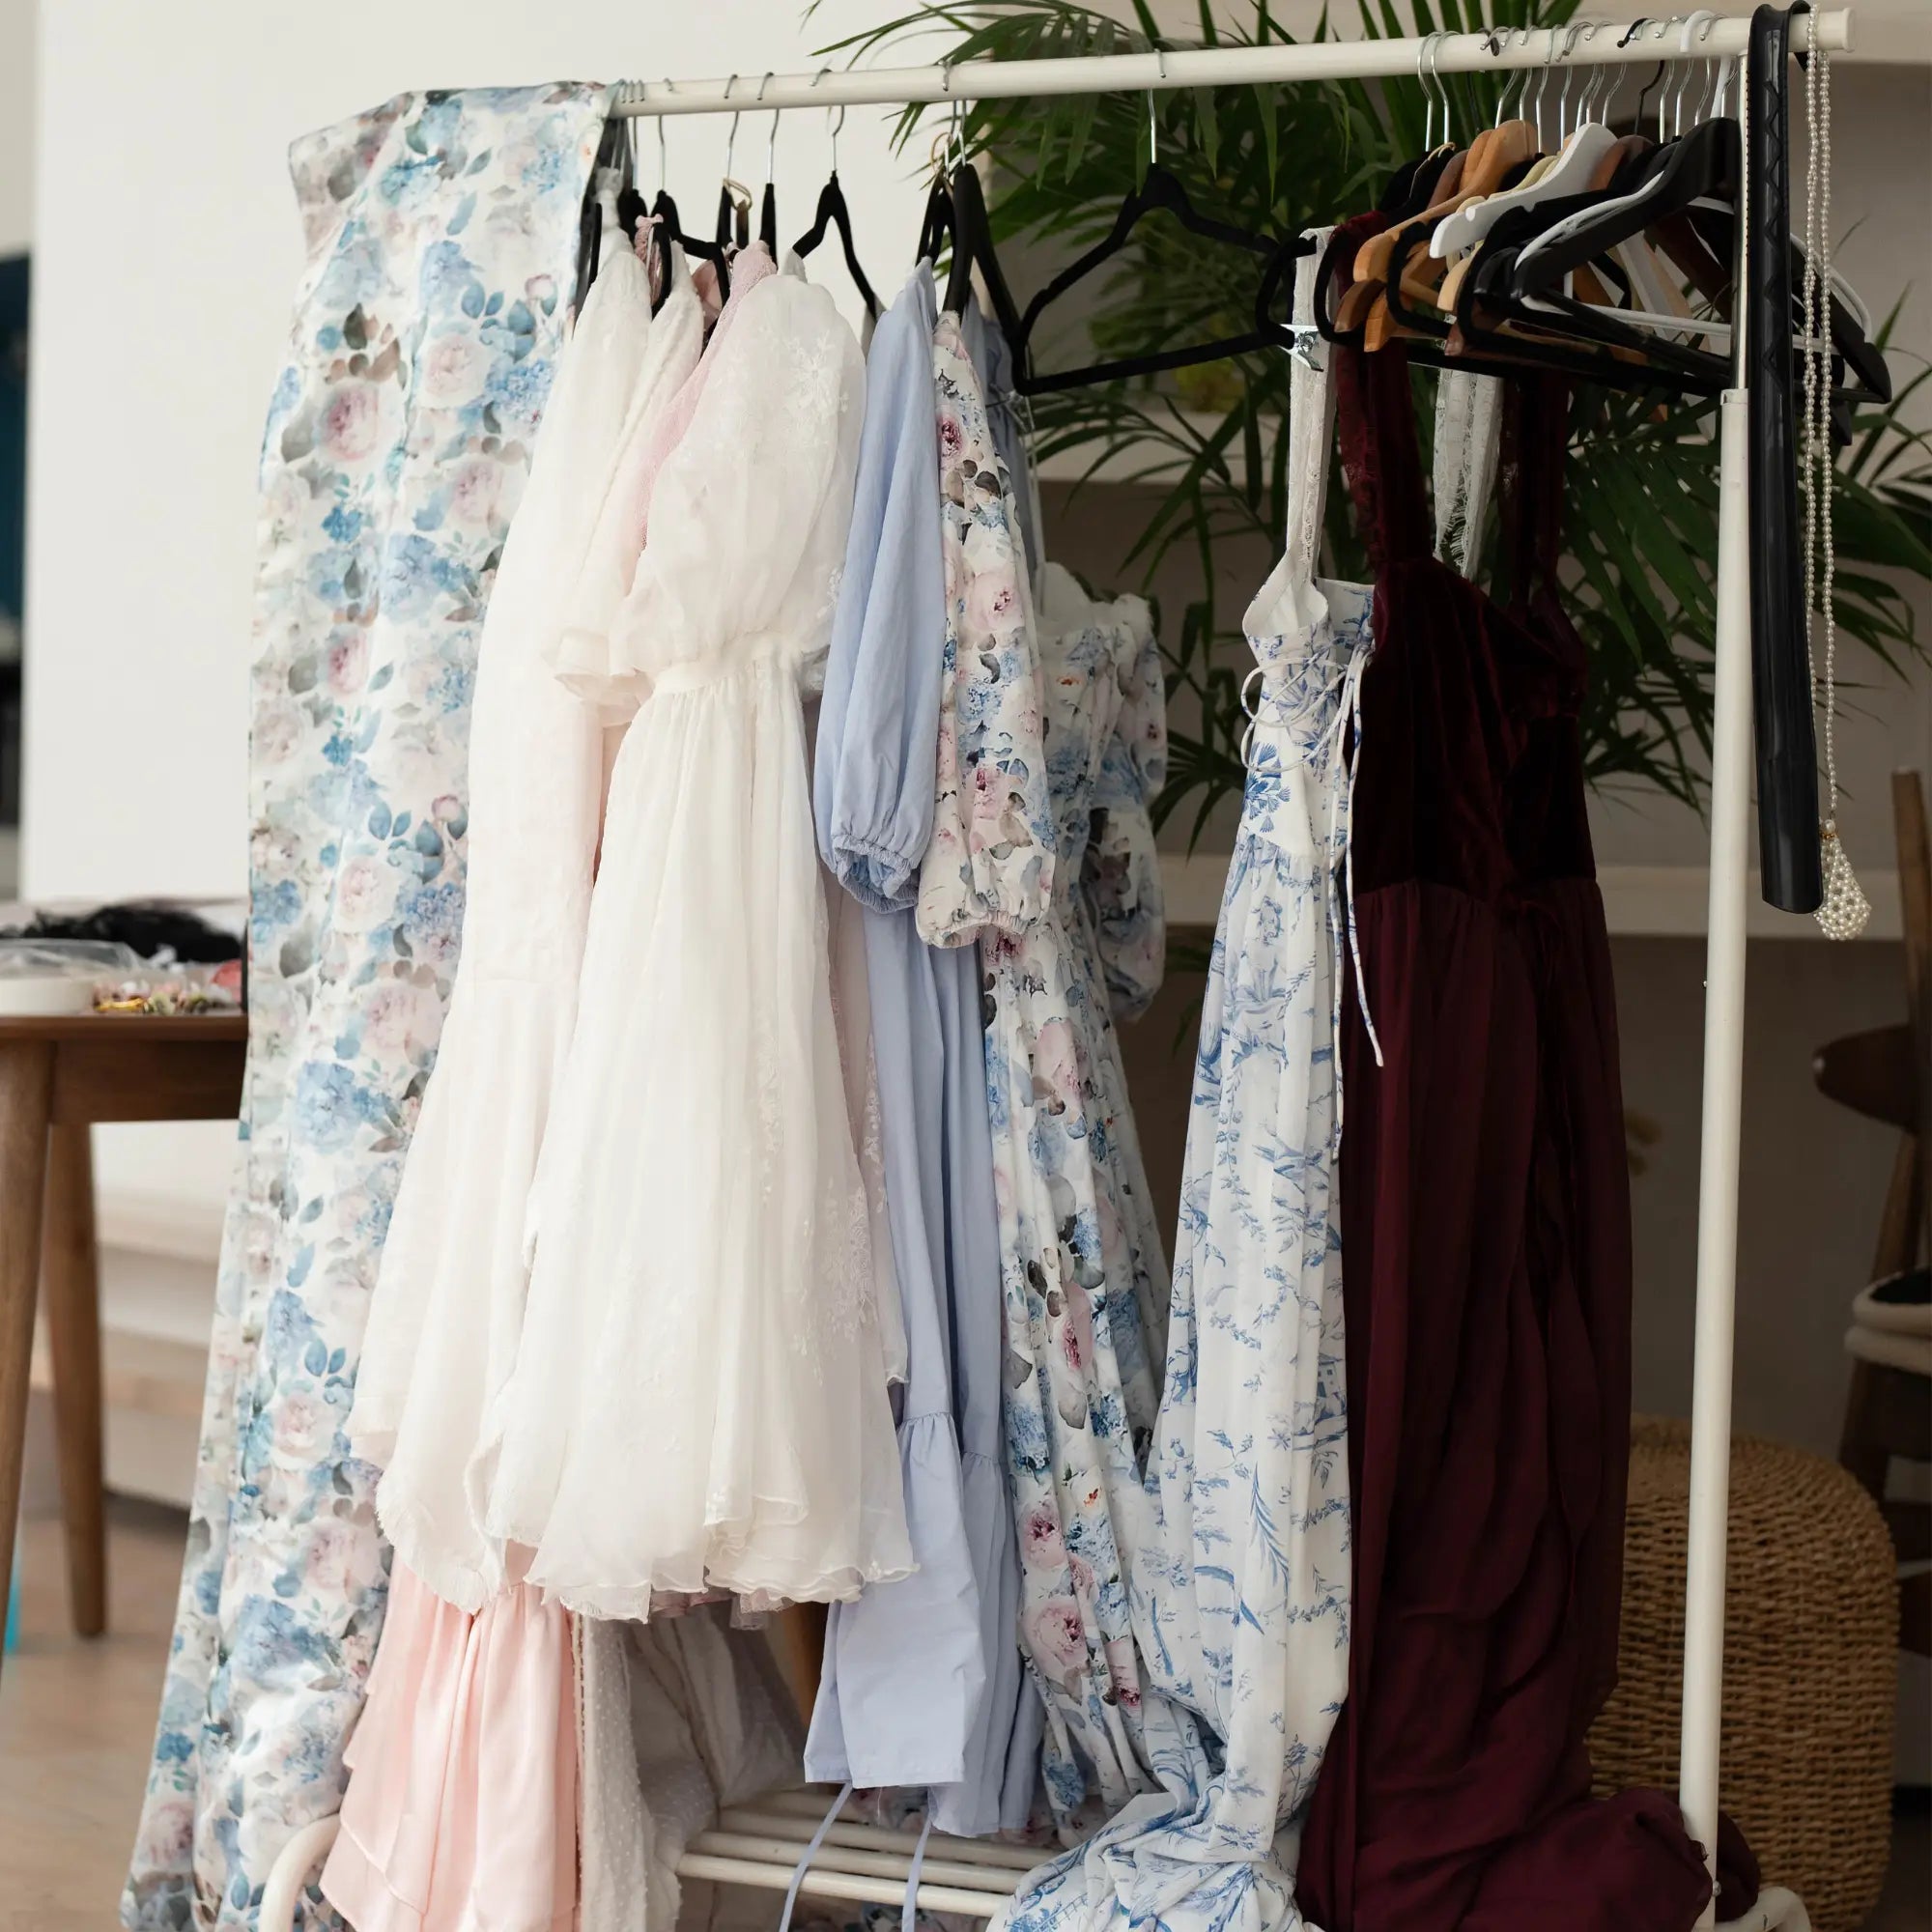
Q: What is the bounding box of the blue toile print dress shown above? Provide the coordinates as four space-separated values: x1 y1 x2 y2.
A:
999 236 1509 1932
123 84 611 1932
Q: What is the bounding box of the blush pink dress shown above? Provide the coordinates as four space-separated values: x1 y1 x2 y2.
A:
321 1567 576 1932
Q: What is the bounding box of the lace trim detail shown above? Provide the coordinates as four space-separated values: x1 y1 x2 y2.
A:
1432 368 1502 579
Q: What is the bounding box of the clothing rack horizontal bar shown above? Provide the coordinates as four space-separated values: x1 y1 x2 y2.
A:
611 12 1852 117
675 1851 1006 1917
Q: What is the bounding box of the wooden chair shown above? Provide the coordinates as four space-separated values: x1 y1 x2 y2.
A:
1813 770 1931 1656
0 1012 244 1682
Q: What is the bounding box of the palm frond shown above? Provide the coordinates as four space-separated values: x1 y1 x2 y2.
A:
852 1 1928 842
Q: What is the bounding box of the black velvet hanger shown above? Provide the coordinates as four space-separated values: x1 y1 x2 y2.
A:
714 182 751 252
1485 95 1885 401
794 173 881 321
917 168 955 267
1506 118 1740 300
938 163 1025 353
1012 158 1285 393
573 117 632 313
650 188 730 312
1444 181 1731 390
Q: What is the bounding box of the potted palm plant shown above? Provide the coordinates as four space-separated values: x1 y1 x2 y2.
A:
829 0 1930 848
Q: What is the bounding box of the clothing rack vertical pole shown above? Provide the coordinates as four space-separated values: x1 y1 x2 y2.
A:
1680 388 1753 1926
1678 8 1766 1882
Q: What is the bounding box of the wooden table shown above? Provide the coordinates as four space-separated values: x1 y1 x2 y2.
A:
0 1012 245 1680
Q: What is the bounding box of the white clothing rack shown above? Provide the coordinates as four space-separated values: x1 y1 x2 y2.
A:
609 14 1851 116
262 18 1844 1931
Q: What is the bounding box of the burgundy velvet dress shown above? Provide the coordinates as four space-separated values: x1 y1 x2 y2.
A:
1294 327 1758 1930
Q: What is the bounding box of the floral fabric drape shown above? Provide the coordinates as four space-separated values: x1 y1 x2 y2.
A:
124 84 610 1932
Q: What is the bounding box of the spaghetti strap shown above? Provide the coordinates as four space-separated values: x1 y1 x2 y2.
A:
1500 369 1575 613
1334 341 1433 573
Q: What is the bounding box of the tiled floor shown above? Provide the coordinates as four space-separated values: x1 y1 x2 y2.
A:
0 1502 1926 1931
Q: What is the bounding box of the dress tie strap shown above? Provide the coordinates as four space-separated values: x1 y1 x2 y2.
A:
1238 639 1382 1141
1328 641 1384 1107
776 1781 854 1932
899 1810 937 1932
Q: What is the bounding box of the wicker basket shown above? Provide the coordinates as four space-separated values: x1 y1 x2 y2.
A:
1589 1417 1897 1931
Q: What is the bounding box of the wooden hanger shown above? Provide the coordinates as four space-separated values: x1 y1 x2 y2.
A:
1360 119 1537 349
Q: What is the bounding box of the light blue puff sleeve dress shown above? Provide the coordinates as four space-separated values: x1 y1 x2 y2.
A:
807 264 1039 1834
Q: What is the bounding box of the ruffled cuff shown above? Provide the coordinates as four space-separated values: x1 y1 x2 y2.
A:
829 828 921 915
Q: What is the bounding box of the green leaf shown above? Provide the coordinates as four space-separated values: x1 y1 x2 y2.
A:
1064 87 1099 179
880 0 1925 838
1255 84 1281 192
1193 88 1221 174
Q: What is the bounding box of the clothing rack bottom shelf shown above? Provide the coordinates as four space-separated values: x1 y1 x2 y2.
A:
678 1850 1009 1917
250 1792 1037 1930
251 1791 1818 1930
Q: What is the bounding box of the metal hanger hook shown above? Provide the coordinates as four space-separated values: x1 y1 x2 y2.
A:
1711 50 1736 119
1427 31 1452 144
1556 21 1589 144
808 68 839 173
1577 26 1613 126
1506 27 1538 124
1671 13 1717 135
756 71 778 181
1530 25 1561 147
722 72 740 177
1649 15 1684 141
1690 13 1722 123
934 59 964 172
1417 32 1449 151
1149 47 1168 165
1482 27 1507 127
1634 16 1677 135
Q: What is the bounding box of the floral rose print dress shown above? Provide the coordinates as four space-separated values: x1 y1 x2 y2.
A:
916 313 1171 1833
123 86 611 1932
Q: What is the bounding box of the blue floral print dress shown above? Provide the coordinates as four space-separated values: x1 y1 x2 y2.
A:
123 85 611 1932
916 313 1171 1836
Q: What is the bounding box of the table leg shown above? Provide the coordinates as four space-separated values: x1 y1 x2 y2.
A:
0 1040 54 1681
43 1123 104 1637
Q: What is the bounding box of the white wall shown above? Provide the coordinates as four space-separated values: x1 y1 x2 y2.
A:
21 0 934 907
0 0 31 256
19 0 944 1342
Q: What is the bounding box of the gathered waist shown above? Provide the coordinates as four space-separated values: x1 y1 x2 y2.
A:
648 632 810 697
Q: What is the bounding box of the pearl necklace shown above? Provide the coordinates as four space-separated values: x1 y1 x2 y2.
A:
1801 7 1870 939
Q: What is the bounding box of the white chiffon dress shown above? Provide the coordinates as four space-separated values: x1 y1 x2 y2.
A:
351 229 703 1609
479 270 914 1618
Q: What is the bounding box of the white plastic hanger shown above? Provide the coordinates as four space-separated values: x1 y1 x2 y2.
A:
1517 14 1726 278
1432 24 1622 260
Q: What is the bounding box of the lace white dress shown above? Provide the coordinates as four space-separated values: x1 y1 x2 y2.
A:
479 272 913 1618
